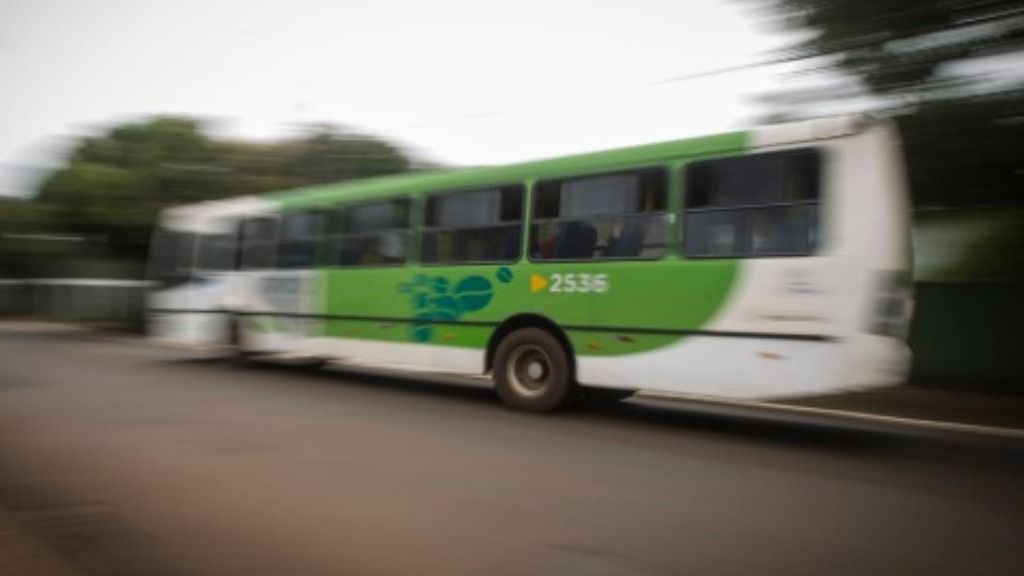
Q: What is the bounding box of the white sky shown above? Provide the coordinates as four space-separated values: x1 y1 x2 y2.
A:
0 0 798 197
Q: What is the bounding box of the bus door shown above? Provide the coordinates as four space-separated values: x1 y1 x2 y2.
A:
268 211 322 356
238 213 320 357
188 226 239 346
238 216 288 354
146 227 200 344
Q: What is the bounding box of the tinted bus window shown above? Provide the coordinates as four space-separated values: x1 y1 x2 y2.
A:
422 185 523 264
333 199 410 266
240 217 278 269
530 169 667 261
277 212 320 269
149 229 196 286
197 233 237 271
684 149 820 258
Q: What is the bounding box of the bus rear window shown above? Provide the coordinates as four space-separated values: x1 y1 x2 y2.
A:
684 149 821 258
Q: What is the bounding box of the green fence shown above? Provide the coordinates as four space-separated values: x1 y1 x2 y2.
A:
0 279 149 332
909 282 1024 388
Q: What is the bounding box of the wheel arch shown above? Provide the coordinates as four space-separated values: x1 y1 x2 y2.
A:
485 313 576 378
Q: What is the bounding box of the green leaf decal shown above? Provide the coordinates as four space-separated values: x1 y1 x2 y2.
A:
431 277 450 294
429 295 460 318
410 311 433 342
454 276 493 312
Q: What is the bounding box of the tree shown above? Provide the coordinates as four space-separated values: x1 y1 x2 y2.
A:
281 125 413 184
752 1 1024 96
744 1 1024 208
34 117 226 262
742 0 1024 278
22 117 419 272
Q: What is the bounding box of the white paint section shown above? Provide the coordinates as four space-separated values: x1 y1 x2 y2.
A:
748 115 865 148
147 196 276 347
577 336 844 399
157 196 274 234
308 337 482 375
700 257 838 337
576 332 910 399
236 270 321 356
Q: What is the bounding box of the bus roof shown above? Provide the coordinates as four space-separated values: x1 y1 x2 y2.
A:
265 114 869 211
268 131 746 211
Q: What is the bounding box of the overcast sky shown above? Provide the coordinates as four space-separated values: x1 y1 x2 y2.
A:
0 0 798 197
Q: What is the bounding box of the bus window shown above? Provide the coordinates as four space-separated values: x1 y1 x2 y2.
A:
530 169 667 261
422 185 523 264
240 217 278 269
333 199 410 266
149 229 196 286
683 149 820 258
196 233 237 271
276 212 319 269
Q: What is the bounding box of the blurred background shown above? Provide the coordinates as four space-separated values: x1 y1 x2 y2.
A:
2 4 1024 576
0 1 1022 381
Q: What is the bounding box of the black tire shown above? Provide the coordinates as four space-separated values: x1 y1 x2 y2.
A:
582 387 635 405
493 328 574 413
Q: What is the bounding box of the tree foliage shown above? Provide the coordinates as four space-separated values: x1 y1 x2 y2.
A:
752 1 1024 98
745 0 1024 278
747 0 1024 205
12 117 417 272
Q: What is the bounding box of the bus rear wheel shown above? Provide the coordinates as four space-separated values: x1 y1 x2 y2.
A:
493 328 574 413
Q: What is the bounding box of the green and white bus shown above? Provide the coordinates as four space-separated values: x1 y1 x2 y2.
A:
147 115 913 412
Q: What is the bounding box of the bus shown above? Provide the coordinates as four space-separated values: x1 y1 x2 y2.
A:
147 115 913 412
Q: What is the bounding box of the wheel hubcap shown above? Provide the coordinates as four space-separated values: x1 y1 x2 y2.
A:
507 345 551 398
526 361 544 380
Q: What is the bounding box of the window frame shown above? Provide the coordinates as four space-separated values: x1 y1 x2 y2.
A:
527 166 670 263
420 183 527 266
681 148 823 260
327 196 413 268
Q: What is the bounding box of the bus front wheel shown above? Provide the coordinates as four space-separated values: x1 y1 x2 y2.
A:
493 328 574 413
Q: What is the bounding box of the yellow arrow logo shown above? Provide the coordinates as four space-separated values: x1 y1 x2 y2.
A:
530 274 548 294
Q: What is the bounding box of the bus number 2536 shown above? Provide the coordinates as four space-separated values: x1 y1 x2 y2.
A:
549 273 609 294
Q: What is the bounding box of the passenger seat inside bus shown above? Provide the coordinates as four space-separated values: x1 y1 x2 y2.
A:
554 221 598 259
605 219 646 258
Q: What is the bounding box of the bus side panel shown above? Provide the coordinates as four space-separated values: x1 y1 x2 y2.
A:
834 124 913 388
575 336 843 399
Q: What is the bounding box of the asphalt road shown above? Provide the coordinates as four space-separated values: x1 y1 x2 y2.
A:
1 324 1023 576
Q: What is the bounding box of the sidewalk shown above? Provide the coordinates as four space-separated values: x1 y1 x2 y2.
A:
783 383 1024 432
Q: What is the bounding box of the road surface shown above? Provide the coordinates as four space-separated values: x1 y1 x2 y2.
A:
1 323 1022 576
